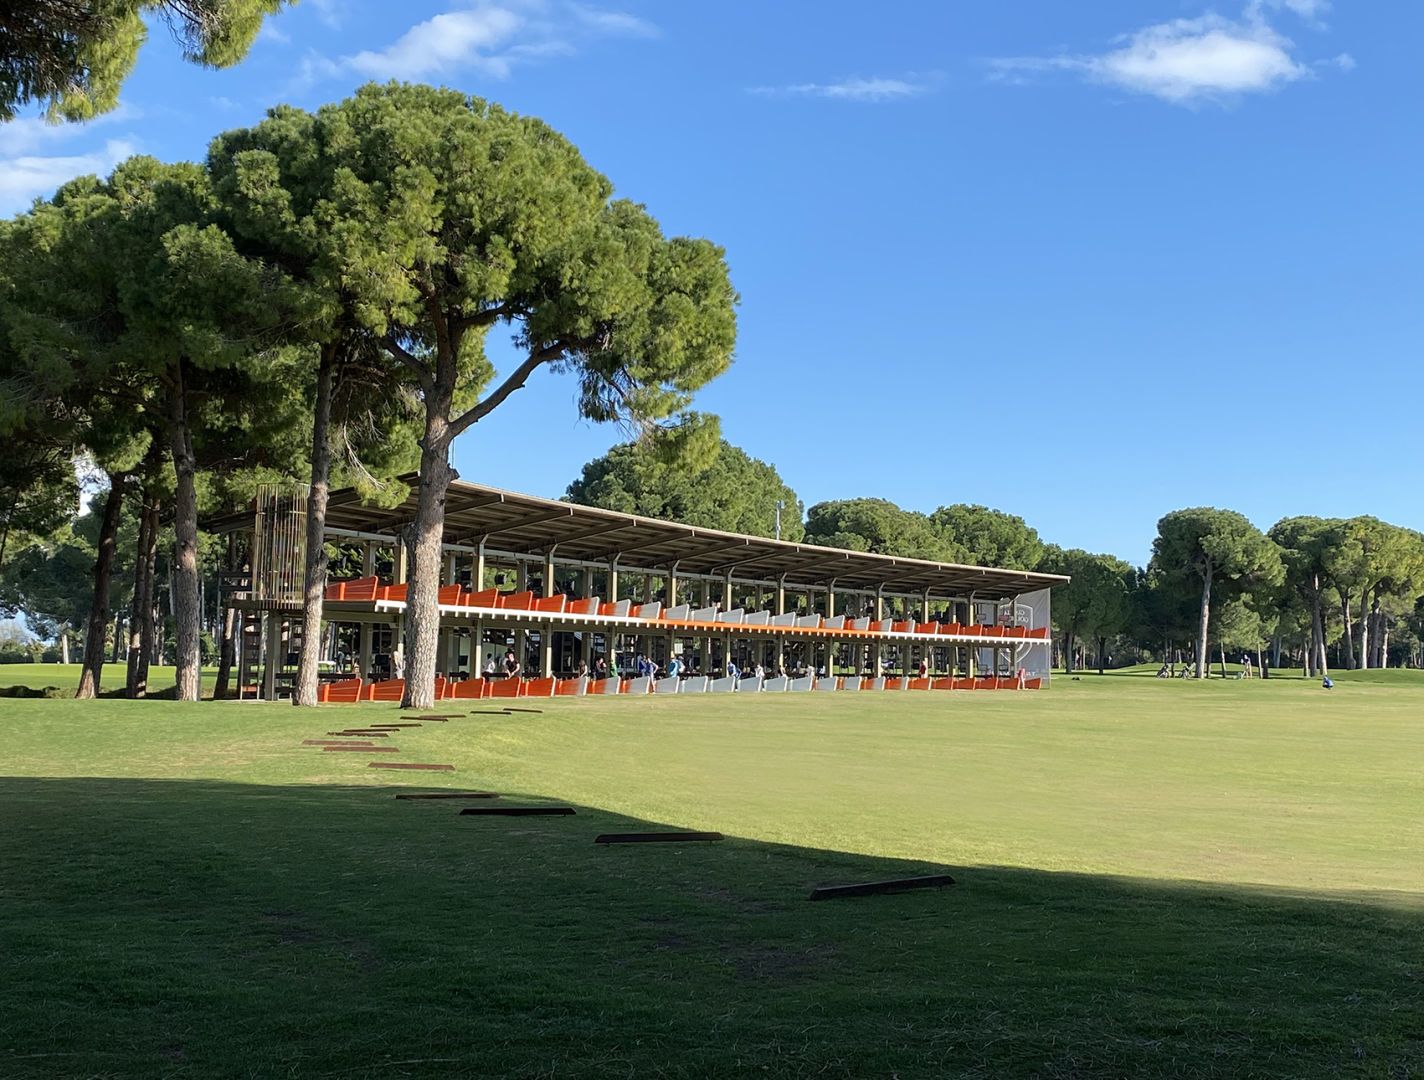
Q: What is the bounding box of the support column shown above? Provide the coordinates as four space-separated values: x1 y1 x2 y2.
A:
872 587 885 676
581 567 595 669
515 561 528 673
541 621 553 678
607 557 620 672
262 613 279 700
775 574 787 673
358 542 374 678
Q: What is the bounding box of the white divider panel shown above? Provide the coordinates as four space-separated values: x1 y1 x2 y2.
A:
681 676 708 693
763 675 789 692
841 675 862 691
637 602 663 620
851 617 870 630
744 611 770 626
690 607 718 623
770 612 797 627
815 676 838 691
610 599 631 616
654 676 680 695
870 676 886 691
627 676 652 694
664 603 690 621
823 616 845 630
717 609 744 624
600 677 621 695
571 676 588 696
736 676 763 693
708 676 736 693
796 615 821 628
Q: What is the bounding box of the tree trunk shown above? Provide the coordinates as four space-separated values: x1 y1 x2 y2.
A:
1062 632 1074 673
59 631 70 664
1195 562 1213 679
294 347 336 707
167 366 202 702
400 427 455 710
127 489 159 697
1311 594 1328 676
214 604 237 700
76 473 129 698
1219 642 1228 679
1358 587 1371 669
1339 595 1356 669
1097 636 1106 675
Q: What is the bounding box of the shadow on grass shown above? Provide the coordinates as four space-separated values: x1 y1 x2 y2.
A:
2 776 1420 1078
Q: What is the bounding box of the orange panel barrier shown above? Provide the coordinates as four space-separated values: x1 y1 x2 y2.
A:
907 677 932 691
860 679 878 690
533 595 566 613
488 677 523 699
554 678 583 696
938 623 962 636
598 602 617 616
973 678 996 690
377 583 408 603
914 622 938 635
891 620 914 634
1029 627 1050 639
523 677 556 697
437 585 462 605
981 626 1003 638
450 678 487 699
619 679 633 694
589 678 615 695
930 677 954 691
318 678 363 703
952 678 975 690
1023 678 1043 690
324 576 380 601
502 591 536 611
366 679 405 702
1006 626 1028 639
883 678 902 690
995 677 1019 690
568 598 599 615
465 587 500 608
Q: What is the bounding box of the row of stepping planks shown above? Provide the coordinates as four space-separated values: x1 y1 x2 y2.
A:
301 711 954 899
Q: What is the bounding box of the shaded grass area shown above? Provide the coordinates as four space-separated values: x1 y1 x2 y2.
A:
3 681 1424 1076
0 661 218 695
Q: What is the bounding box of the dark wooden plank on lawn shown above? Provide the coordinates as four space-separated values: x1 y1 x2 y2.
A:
502 707 543 714
594 831 724 844
807 874 956 901
469 710 513 715
459 806 575 816
369 762 455 771
330 730 390 736
394 792 500 800
303 740 375 746
322 745 401 753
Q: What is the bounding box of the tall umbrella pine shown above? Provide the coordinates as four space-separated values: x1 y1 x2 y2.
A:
1149 509 1284 679
92 157 311 700
300 85 736 709
209 111 422 707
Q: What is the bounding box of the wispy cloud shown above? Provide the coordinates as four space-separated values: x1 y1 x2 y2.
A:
302 1 656 86
989 2 1349 106
0 138 137 215
750 76 931 103
347 8 524 80
0 107 141 213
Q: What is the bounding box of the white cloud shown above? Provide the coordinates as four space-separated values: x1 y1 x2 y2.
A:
0 138 137 215
257 22 291 45
567 5 658 39
989 4 1349 105
751 77 929 103
347 8 524 80
301 2 658 87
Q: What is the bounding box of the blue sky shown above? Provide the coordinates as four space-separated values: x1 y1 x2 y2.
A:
3 0 1419 565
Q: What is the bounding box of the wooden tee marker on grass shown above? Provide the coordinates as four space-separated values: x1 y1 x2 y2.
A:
322 745 400 753
594 831 723 844
303 739 375 746
369 762 454 772
458 806 575 817
807 874 956 901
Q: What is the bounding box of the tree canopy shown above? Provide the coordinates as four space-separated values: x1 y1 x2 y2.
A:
1 1 290 121
566 438 802 542
932 504 1044 569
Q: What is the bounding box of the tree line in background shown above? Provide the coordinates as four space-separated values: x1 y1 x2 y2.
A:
563 440 1424 678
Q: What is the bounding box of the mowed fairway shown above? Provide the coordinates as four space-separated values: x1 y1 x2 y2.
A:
3 674 1422 1077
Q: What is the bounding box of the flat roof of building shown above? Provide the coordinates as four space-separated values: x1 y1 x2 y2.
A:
234 476 1067 600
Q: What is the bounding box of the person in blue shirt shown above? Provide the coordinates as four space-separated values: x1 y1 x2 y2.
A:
667 656 683 678
726 658 740 680
1322 675 1334 689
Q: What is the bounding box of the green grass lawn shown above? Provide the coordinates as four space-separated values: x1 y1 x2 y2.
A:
3 676 1422 1077
0 662 219 695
